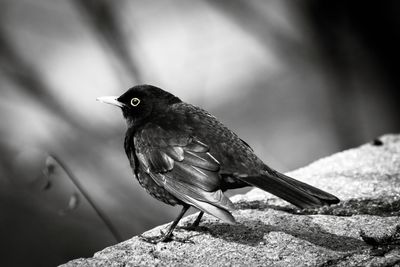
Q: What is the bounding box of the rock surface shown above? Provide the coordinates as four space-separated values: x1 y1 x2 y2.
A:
62 135 400 267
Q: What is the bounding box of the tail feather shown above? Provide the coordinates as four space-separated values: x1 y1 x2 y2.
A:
238 168 340 209
272 170 339 205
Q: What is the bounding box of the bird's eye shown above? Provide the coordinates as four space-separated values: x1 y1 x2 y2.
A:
130 97 140 107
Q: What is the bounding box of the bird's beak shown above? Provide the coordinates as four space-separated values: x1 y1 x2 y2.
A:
96 96 124 108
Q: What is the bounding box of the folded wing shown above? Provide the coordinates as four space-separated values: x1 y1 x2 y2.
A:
134 123 235 224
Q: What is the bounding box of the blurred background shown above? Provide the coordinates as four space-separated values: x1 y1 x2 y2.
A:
1 0 399 266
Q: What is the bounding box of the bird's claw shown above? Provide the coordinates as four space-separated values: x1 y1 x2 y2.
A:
139 230 195 244
139 233 173 244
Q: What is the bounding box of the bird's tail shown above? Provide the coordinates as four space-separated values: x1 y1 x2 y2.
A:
239 166 340 209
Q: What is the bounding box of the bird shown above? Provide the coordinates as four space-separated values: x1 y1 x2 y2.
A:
97 84 340 243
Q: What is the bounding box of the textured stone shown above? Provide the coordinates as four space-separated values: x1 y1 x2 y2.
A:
62 135 400 267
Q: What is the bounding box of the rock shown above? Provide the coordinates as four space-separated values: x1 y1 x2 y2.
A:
62 134 400 266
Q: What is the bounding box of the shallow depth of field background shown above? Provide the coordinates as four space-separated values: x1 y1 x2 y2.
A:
1 1 400 266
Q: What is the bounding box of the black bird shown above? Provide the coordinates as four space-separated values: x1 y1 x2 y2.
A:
97 85 339 243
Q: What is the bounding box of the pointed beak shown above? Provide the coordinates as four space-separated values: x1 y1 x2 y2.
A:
96 96 124 108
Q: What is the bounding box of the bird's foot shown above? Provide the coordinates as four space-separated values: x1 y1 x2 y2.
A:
139 233 173 244
139 230 194 244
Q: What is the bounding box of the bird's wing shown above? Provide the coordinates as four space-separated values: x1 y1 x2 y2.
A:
134 123 235 224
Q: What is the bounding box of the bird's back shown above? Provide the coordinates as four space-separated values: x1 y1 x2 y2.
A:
157 102 266 177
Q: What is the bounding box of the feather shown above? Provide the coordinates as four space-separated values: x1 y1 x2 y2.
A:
183 150 219 171
150 172 235 224
185 139 209 152
236 168 340 209
164 146 184 161
172 161 220 191
148 150 174 172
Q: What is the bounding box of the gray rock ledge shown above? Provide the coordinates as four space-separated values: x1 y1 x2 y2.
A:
62 134 400 267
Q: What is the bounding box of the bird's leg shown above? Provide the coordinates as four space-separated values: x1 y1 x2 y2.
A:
182 211 204 231
190 211 204 228
140 205 190 244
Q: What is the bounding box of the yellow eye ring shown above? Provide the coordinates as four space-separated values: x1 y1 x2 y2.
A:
130 97 140 106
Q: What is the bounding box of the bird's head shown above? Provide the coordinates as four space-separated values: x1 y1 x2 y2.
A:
97 84 181 126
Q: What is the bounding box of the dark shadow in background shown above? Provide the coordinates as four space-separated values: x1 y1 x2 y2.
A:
301 1 400 149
